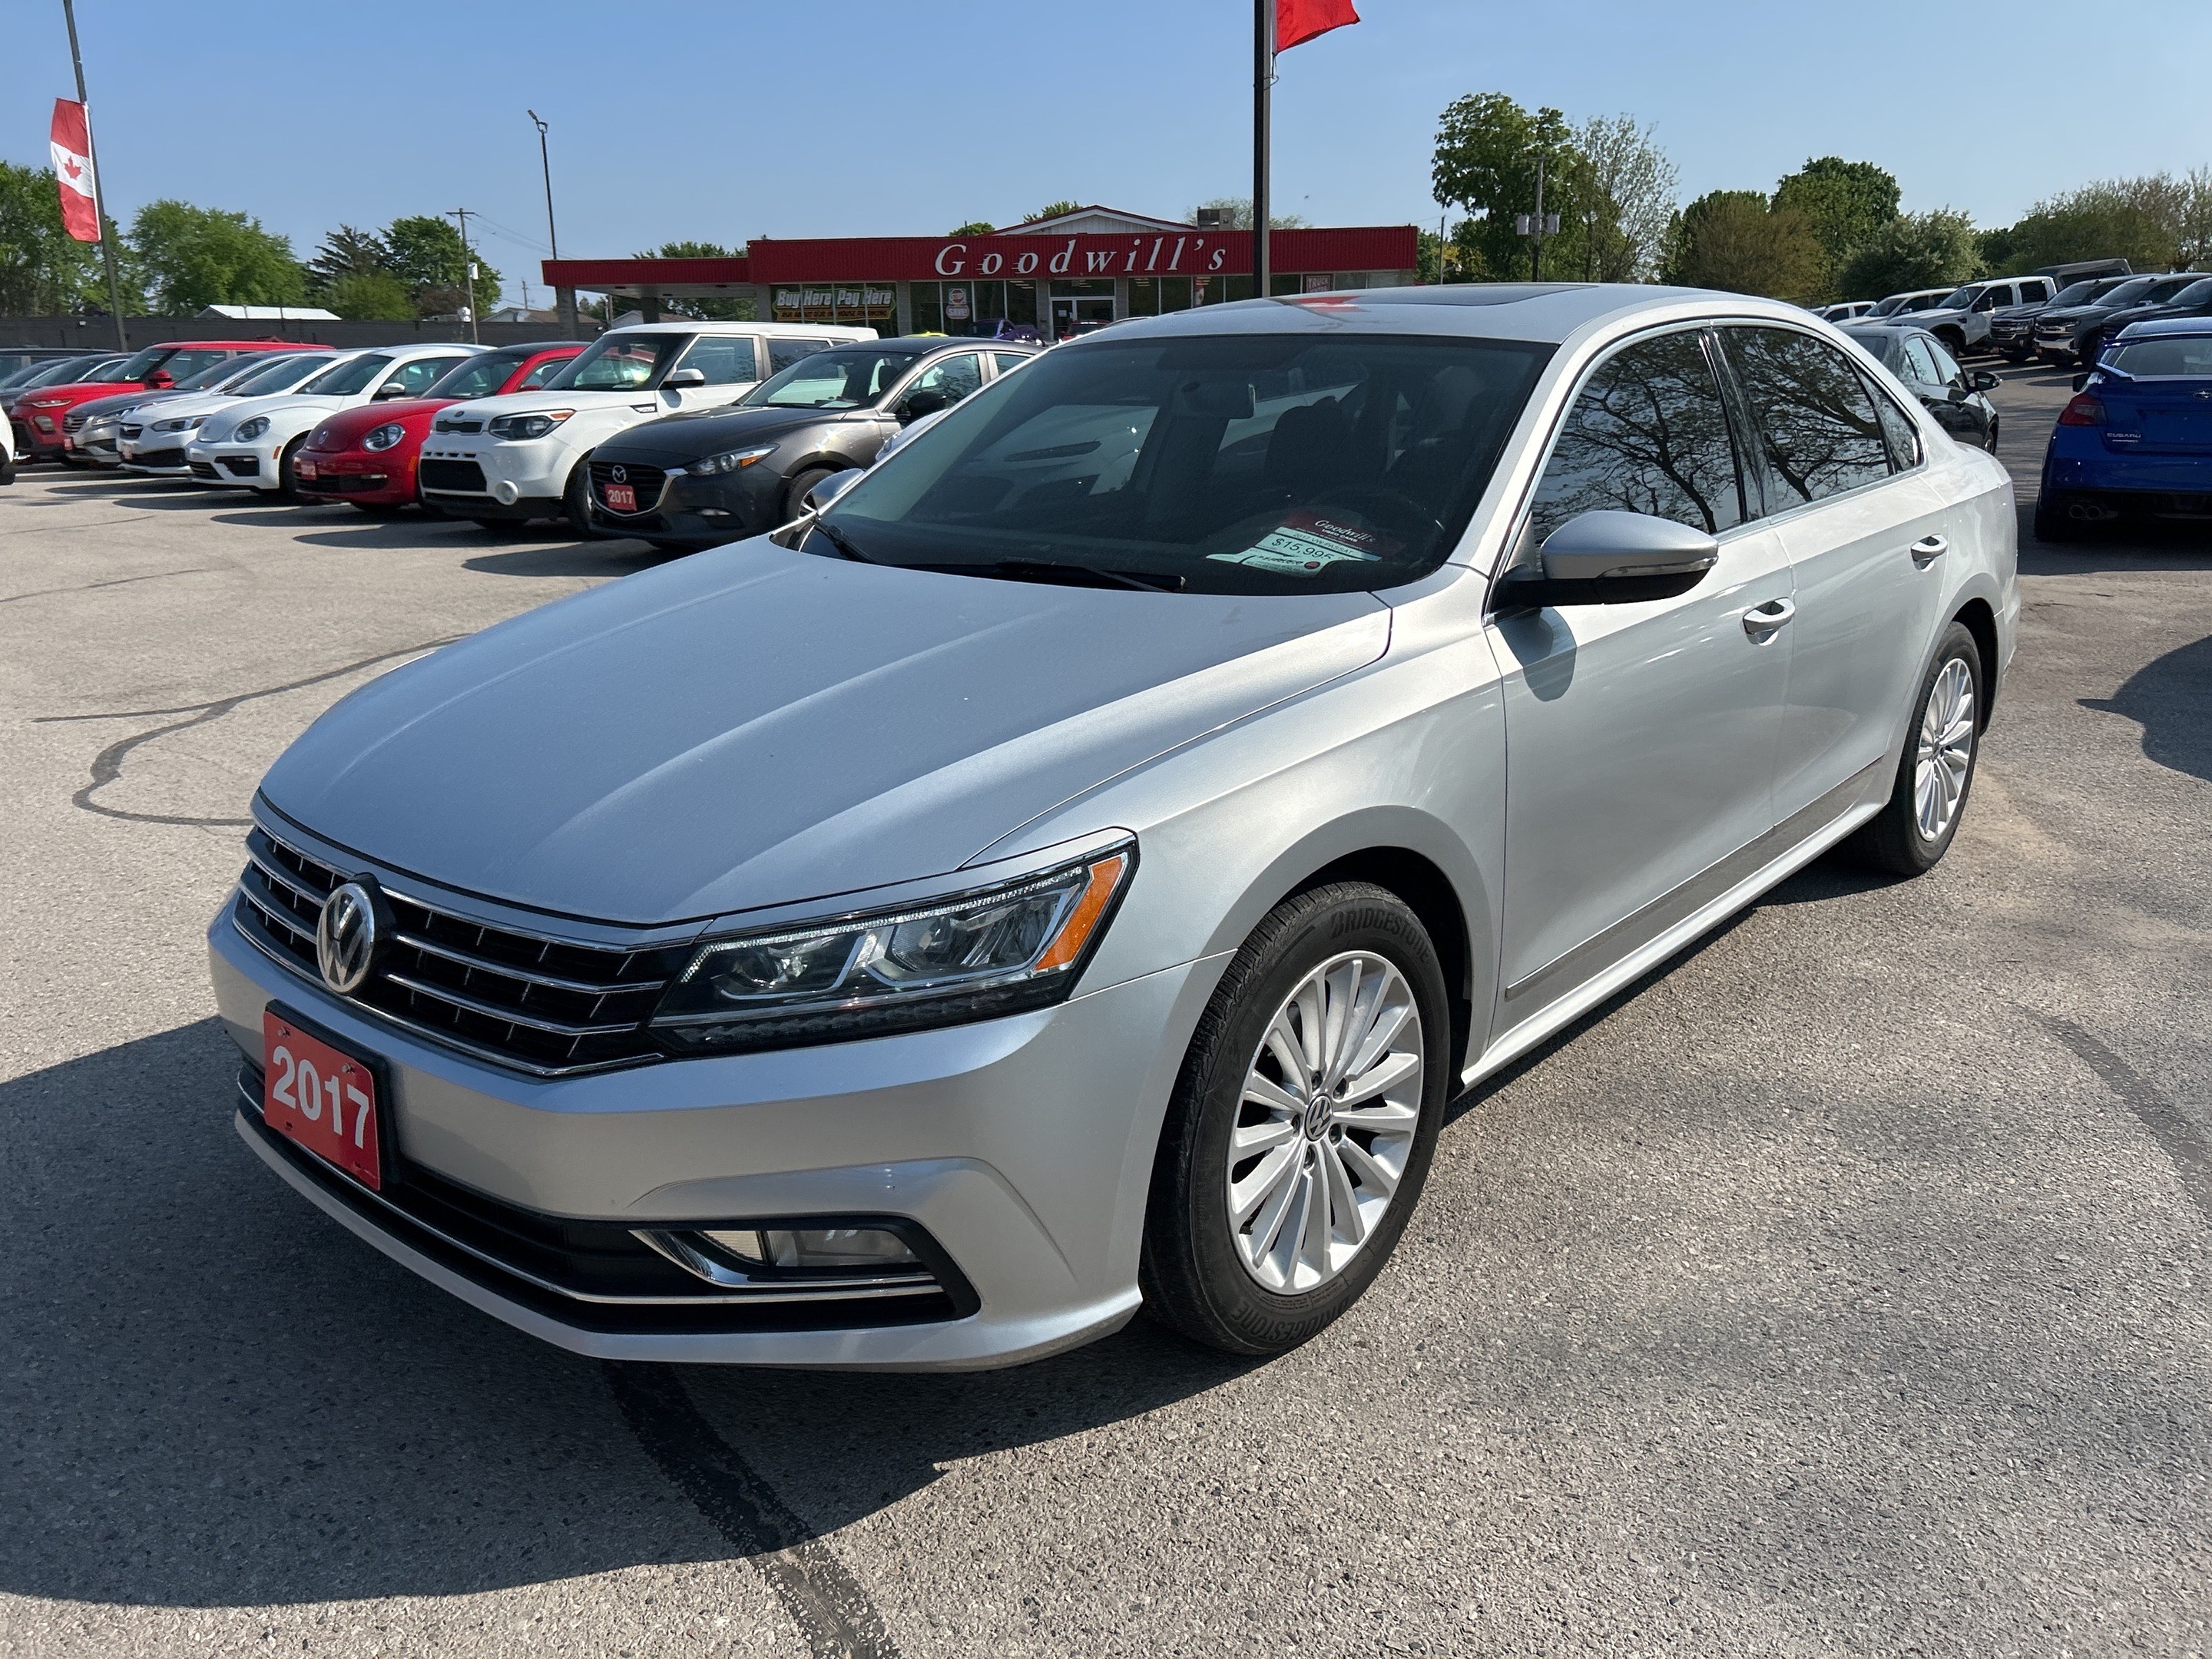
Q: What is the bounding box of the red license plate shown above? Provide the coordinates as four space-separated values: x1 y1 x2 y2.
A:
294 458 317 479
602 482 636 512
263 1009 382 1190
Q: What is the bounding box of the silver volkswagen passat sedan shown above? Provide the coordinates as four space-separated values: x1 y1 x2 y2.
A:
210 284 2017 1369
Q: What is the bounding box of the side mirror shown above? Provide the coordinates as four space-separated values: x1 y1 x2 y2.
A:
147 370 174 388
372 382 412 399
803 468 866 515
899 387 952 424
1971 369 2001 392
662 367 707 389
1492 510 1719 609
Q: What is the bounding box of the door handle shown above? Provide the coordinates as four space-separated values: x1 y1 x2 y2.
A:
1909 534 1947 565
1742 598 1795 638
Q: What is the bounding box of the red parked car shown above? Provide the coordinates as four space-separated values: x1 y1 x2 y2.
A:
295 342 584 512
7 338 299 462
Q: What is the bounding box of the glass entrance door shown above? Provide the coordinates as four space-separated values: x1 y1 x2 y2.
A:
1049 293 1115 339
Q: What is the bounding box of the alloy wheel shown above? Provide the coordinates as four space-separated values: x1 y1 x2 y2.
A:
1227 952 1423 1293
1914 657 1976 842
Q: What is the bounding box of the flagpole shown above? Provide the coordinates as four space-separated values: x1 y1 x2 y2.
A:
60 0 127 349
1253 0 1272 301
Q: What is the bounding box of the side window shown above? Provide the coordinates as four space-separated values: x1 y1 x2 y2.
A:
1902 334 1943 386
1972 286 2002 310
518 354 570 389
1526 329 1745 546
909 353 983 404
1720 327 1893 508
768 337 830 373
992 351 1032 377
1924 337 1965 386
383 356 457 396
2025 280 2052 303
674 336 760 386
1863 373 1922 472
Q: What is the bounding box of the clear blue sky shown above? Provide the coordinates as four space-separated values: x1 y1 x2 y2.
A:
7 1 2208 306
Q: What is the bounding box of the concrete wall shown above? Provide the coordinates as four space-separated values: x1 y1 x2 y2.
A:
0 316 600 350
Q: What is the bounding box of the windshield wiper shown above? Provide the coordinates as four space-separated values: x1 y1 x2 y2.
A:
919 558 1183 593
808 518 875 563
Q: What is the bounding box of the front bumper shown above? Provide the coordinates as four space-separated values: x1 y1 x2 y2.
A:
590 462 783 545
185 433 285 489
296 449 416 505
419 432 571 518
207 894 1209 1368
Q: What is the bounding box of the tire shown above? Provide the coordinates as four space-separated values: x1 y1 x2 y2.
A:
782 466 838 525
1985 416 2000 455
2033 486 2080 543
1141 882 1450 1356
560 464 597 538
1843 621 1983 877
275 438 306 502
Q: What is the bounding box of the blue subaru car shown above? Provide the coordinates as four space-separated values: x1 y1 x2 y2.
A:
2037 317 2212 541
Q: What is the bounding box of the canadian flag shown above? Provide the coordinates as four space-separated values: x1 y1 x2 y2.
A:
50 98 101 243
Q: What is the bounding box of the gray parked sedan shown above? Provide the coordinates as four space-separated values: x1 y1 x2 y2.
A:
209 283 2017 1369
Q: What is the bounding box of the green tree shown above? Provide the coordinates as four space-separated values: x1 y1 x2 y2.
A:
1772 157 1900 292
1025 200 1084 222
628 240 753 320
324 270 413 320
1181 196 1310 230
308 224 393 289
1573 114 1677 282
948 220 996 236
0 161 131 313
1988 174 2208 274
128 200 304 312
1431 92 1587 280
383 214 501 319
1836 209 1982 299
1663 191 1826 302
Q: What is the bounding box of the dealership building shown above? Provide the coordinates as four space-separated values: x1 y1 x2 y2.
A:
542 205 1422 339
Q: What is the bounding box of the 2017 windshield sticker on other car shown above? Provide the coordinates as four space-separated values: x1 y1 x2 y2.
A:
1209 512 1392 575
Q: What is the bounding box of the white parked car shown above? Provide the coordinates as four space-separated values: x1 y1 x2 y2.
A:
187 343 484 497
417 321 873 533
115 352 344 475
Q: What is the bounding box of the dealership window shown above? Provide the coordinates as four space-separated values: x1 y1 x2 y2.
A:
771 285 895 327
1125 276 1198 316
909 280 1038 337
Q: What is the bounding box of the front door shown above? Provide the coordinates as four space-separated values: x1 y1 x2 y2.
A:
1050 295 1114 339
1488 326 1793 1033
1717 325 1951 824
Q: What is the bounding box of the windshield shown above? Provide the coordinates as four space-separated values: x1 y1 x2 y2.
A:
818 332 1553 596
2050 281 2097 306
111 346 171 381
544 333 687 391
2171 278 2212 307
2101 336 2212 379
231 353 334 395
739 347 925 409
426 349 530 400
14 358 100 389
1936 285 1983 310
300 353 393 396
2098 279 2156 307
176 356 261 391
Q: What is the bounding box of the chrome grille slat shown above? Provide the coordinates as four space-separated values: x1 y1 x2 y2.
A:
382 971 641 1038
240 886 315 945
246 847 331 909
389 929 665 998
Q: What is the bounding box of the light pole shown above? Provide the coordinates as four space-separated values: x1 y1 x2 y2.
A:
59 0 127 349
448 207 480 342
528 110 578 337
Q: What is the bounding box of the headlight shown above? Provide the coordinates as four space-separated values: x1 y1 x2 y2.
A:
151 414 204 432
488 409 572 440
651 841 1134 1054
680 444 777 476
235 416 271 442
362 422 406 452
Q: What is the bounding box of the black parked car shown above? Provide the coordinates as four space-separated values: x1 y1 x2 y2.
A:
2033 273 2198 367
2083 274 2212 364
1843 323 2002 450
587 336 1041 550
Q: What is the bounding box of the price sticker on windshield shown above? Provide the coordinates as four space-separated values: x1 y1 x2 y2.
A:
1210 512 1395 575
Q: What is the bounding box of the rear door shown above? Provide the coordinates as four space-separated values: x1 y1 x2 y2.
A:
1488 325 1793 1026
1718 324 1952 825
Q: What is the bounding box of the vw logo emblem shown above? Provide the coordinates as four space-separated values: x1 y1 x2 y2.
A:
610 465 628 482
316 881 382 995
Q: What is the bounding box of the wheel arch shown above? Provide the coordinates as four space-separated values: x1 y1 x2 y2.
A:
1290 847 1477 1082
1951 596 2000 728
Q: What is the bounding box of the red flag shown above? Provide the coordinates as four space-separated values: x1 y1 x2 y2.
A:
1277 0 1359 51
50 98 101 243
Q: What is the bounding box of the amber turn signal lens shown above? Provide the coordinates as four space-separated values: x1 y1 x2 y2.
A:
1035 852 1129 972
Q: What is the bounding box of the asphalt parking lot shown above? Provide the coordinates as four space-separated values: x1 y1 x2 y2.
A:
3 364 2208 1658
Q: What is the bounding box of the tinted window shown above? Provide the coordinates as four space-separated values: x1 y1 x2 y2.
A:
1721 327 1892 506
1923 336 1964 385
518 353 571 389
382 356 462 396
821 333 1553 595
233 353 334 394
548 333 685 391
1866 376 1922 471
303 353 394 396
741 347 925 409
176 356 264 391
993 351 1034 376
907 353 982 405
427 349 529 400
2102 336 2212 378
768 337 831 373
674 335 761 385
2173 278 2212 307
1527 330 1744 544
158 349 233 382
1902 335 1943 385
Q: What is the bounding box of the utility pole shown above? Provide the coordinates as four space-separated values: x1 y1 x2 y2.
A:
59 0 127 349
448 208 480 342
1532 154 1547 281
1251 0 1273 302
528 109 576 337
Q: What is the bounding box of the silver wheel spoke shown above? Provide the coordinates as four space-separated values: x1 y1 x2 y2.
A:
1333 1095 1420 1135
1320 1141 1367 1247
1336 1133 1402 1200
1340 995 1412 1088
1240 1143 1303 1237
1232 1115 1300 1156
1241 1071 1304 1118
1334 1047 1420 1108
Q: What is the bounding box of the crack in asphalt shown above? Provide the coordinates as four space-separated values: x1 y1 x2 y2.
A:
604 1363 902 1659
34 637 459 827
0 567 213 606
2041 1012 2212 1225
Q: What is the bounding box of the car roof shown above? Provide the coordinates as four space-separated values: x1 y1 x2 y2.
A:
2115 316 2212 339
1840 322 1920 337
598 321 872 339
1062 283 1829 348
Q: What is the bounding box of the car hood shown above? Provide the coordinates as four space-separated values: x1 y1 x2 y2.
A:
77 389 180 420
460 389 672 422
595 405 842 464
313 398 453 442
260 541 1392 925
200 392 348 441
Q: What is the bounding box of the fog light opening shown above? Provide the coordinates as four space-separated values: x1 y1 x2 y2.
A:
697 1226 920 1270
491 478 522 505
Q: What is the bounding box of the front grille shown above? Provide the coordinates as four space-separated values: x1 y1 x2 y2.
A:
302 471 386 493
589 460 667 514
121 423 143 439
432 416 484 433
64 412 90 433
233 825 691 1075
190 460 220 479
129 446 186 470
420 458 488 493
221 455 260 476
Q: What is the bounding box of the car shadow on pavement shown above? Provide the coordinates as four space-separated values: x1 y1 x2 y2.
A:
2081 628 2212 784
0 1019 1259 1611
463 542 670 578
